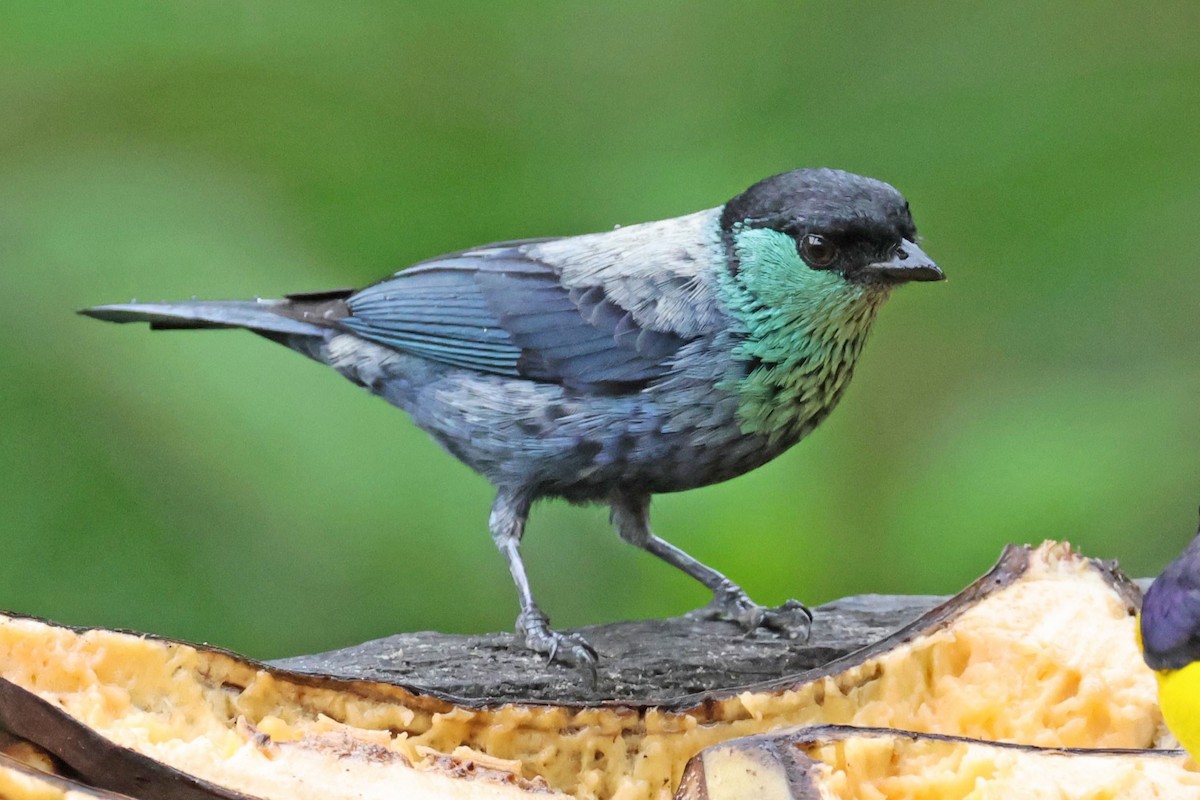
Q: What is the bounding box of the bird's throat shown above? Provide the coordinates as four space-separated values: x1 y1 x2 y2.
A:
719 229 890 444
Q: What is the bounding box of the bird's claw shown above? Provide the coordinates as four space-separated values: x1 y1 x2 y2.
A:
516 610 599 679
760 598 814 639
687 582 813 641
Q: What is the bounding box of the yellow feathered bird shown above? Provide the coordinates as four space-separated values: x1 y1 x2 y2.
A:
1140 519 1200 759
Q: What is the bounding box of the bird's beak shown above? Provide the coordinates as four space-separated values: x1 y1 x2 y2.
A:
862 239 944 283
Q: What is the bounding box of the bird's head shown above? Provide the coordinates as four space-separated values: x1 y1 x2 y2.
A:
714 169 943 442
718 168 943 297
1141 517 1200 672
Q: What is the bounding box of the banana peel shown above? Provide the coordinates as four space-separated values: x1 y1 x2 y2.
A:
0 542 1176 799
678 725 1198 800
0 750 135 800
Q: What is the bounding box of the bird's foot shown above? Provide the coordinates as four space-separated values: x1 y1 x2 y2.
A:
516 609 599 676
687 581 813 641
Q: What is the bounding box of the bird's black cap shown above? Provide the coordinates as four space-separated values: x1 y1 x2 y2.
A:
720 168 941 284
720 168 918 243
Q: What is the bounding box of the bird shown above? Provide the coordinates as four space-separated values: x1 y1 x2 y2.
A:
1140 515 1200 760
82 168 944 670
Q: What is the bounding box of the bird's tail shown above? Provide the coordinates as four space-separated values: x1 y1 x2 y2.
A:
79 295 344 338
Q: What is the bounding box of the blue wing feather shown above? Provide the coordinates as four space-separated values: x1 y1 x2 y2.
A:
339 247 691 391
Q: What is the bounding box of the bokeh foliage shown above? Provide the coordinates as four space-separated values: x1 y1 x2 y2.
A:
1 2 1197 658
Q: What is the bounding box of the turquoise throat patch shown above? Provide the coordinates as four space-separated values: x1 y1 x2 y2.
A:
718 227 890 444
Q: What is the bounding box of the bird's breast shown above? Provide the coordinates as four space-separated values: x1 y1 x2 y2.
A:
1155 665 1200 759
729 325 873 446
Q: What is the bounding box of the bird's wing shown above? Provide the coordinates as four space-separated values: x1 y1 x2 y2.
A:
338 224 724 391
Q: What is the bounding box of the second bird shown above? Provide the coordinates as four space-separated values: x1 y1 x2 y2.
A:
83 168 944 668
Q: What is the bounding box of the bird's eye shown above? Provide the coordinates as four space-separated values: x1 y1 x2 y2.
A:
799 234 837 268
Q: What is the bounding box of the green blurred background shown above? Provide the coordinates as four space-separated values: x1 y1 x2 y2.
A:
1 2 1197 659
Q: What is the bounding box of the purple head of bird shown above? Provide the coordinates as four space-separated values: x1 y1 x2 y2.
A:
1141 516 1200 671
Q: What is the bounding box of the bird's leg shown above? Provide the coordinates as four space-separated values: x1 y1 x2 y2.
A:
490 491 598 670
610 491 812 640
